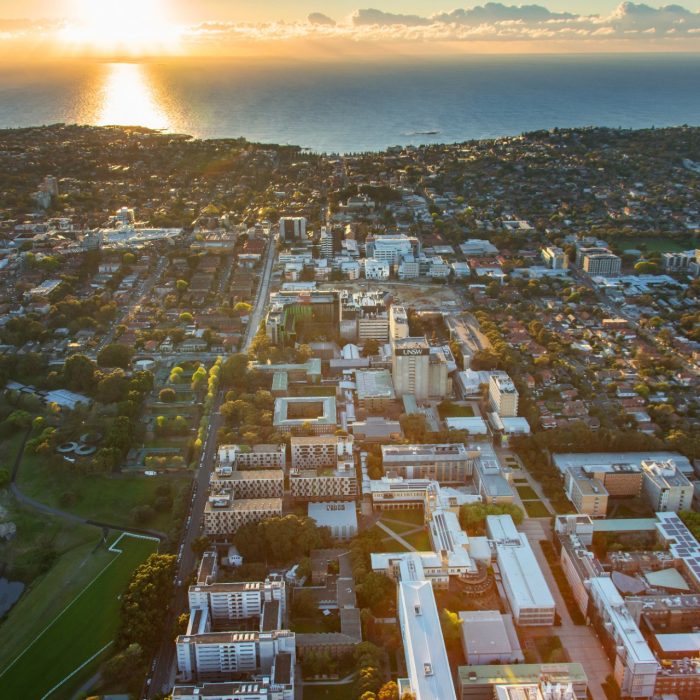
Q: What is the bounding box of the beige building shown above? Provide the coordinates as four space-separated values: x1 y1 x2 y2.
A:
210 470 284 500
381 443 475 483
290 434 353 469
204 496 283 536
565 467 609 517
217 444 287 471
488 371 519 417
290 462 357 503
391 337 449 400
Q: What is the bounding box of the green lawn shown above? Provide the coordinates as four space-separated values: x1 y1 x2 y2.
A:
377 508 424 526
0 534 157 700
516 485 539 500
524 501 552 518
438 402 475 419
619 236 694 253
17 449 190 532
378 518 420 534
403 530 432 551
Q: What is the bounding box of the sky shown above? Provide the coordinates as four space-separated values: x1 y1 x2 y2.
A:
1 0 699 58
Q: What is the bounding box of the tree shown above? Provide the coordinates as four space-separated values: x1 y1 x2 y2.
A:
176 279 189 293
378 681 400 700
159 388 176 403
191 536 211 558
357 572 395 612
97 343 133 369
179 312 194 324
116 554 176 654
440 608 463 644
459 502 524 534
6 409 33 430
362 339 380 357
63 354 96 392
101 643 145 688
0 468 10 489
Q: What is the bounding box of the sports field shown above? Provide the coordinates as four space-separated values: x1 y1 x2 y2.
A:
0 533 157 699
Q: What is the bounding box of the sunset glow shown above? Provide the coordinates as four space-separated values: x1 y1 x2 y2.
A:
60 0 180 55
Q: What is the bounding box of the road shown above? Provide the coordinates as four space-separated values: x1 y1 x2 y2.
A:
95 256 169 355
147 229 277 697
242 230 277 353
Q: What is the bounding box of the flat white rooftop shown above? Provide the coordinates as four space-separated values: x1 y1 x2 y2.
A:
553 452 692 475
487 515 555 611
399 579 457 700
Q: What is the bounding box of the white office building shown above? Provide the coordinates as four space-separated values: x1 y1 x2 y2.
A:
486 515 555 626
588 576 657 697
364 258 391 280
641 459 693 513
398 578 457 700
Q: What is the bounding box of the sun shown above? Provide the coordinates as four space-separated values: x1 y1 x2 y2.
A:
61 0 179 55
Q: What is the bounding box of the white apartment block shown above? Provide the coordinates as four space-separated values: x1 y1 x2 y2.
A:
389 305 410 341
489 371 519 417
487 515 555 626
582 250 621 277
204 497 283 537
172 677 294 700
176 630 295 682
641 459 693 512
364 258 391 280
290 435 353 469
189 579 285 624
542 246 568 269
370 234 418 264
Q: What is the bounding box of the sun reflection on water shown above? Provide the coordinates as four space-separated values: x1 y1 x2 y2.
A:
97 63 171 130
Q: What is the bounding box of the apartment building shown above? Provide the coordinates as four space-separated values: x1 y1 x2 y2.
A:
279 216 306 242
217 444 287 472
290 434 353 469
290 463 358 503
542 245 568 269
189 579 285 624
210 470 284 500
176 630 296 682
582 249 621 277
204 496 283 537
488 371 519 417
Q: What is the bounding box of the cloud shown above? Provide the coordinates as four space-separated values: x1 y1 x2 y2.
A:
351 9 430 26
1 2 700 53
308 12 336 26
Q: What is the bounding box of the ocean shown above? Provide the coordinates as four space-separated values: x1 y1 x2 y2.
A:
0 54 699 153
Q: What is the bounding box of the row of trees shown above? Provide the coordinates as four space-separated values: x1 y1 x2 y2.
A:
103 552 176 694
